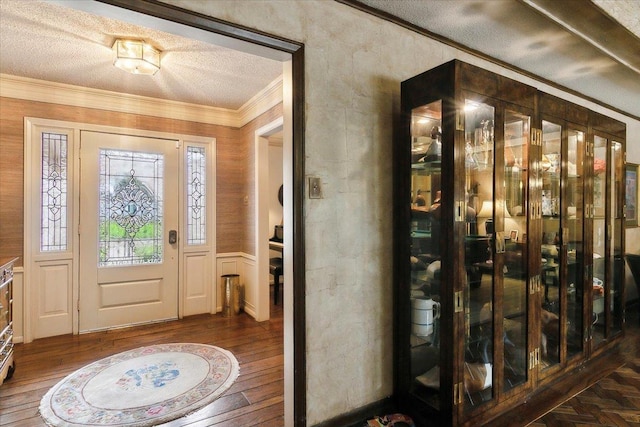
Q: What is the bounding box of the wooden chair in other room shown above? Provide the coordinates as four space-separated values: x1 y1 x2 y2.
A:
270 257 283 305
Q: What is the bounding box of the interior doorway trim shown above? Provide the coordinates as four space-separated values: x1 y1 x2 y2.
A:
255 117 284 322
93 1 307 424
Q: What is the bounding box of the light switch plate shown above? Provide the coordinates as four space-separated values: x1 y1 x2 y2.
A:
308 177 322 199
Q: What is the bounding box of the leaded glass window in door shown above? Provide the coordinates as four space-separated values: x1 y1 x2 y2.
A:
186 146 206 245
41 132 68 252
99 149 164 266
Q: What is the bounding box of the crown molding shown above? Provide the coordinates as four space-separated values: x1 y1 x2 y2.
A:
0 74 283 128
238 76 284 127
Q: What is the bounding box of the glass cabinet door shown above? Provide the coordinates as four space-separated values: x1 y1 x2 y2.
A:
592 135 607 347
463 99 495 410
540 120 562 369
409 100 443 408
566 128 585 360
503 110 530 392
611 140 624 337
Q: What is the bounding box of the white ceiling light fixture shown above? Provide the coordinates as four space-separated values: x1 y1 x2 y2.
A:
112 39 161 75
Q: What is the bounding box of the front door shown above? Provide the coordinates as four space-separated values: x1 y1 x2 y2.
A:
79 131 179 332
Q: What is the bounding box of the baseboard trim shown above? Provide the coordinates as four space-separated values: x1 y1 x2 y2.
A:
312 397 396 427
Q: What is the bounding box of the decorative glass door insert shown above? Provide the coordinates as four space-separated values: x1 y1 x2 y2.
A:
186 146 206 245
99 149 164 266
41 132 69 252
79 131 178 332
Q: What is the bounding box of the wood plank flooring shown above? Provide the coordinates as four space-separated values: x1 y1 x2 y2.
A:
2 297 638 427
0 298 284 426
530 304 640 427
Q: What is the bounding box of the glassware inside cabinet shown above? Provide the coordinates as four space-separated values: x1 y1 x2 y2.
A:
463 99 495 410
540 120 562 369
409 100 442 408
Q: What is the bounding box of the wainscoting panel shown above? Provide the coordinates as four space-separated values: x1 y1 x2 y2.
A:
183 252 212 316
33 260 73 339
216 253 256 318
241 256 257 318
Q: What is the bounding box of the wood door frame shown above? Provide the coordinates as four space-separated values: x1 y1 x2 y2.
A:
24 118 216 339
255 117 284 322
76 1 307 424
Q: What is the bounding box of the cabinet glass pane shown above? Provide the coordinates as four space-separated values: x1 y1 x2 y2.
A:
410 100 442 408
566 129 584 358
541 120 561 369
464 99 494 409
593 135 606 346
503 111 529 391
611 141 624 335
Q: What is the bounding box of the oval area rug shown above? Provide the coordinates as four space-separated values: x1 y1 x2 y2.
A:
39 343 239 427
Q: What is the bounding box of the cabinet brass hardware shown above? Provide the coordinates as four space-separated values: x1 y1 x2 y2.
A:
495 232 505 253
456 110 464 131
530 275 541 294
529 350 535 370
454 382 464 405
455 201 465 222
538 201 542 219
531 128 542 146
455 291 464 313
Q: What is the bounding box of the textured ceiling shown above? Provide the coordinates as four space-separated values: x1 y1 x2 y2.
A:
1 0 639 119
352 0 640 119
593 0 640 36
0 0 283 110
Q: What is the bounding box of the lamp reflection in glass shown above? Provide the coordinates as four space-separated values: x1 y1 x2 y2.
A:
477 200 511 235
112 39 161 75
477 200 494 235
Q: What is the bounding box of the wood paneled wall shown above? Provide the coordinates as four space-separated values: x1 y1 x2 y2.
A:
0 96 282 264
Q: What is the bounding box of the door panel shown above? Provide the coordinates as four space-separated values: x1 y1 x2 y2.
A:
79 131 179 332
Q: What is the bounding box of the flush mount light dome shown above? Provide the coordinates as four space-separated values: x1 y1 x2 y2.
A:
112 39 160 75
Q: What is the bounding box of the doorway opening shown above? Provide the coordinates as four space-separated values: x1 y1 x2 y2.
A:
16 0 305 425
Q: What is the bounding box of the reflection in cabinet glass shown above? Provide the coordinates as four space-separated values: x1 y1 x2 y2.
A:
566 128 585 362
463 99 496 410
503 110 529 393
541 120 562 369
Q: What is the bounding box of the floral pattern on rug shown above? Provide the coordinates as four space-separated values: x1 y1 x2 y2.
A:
117 360 180 390
39 343 240 427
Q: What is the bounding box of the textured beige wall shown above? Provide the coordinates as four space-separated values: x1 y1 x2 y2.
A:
161 1 640 424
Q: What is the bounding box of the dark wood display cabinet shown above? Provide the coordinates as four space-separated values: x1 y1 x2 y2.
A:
394 60 626 426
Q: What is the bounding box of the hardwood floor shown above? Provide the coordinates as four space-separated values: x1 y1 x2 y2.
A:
530 303 640 427
0 296 284 426
2 296 637 427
